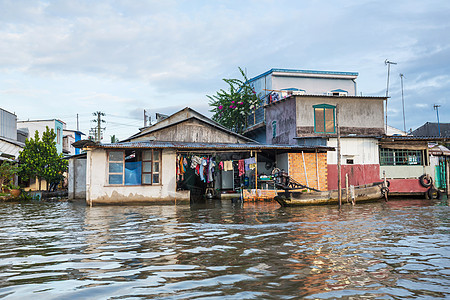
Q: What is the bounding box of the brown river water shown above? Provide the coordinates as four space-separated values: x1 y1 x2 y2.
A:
0 198 449 299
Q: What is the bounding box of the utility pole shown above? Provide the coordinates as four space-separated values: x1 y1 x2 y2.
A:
91 111 106 142
385 59 397 133
400 74 406 132
434 104 441 136
77 113 79 131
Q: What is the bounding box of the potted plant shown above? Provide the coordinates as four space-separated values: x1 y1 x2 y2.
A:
8 184 21 197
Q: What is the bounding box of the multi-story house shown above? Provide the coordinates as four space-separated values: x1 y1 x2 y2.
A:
242 68 386 190
17 119 65 154
264 92 386 190
245 68 359 143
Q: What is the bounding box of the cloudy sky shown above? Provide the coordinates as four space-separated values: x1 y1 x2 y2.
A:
1 0 449 140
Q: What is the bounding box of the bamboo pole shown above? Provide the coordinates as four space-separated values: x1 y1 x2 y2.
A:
337 105 342 207
315 150 320 190
301 151 309 189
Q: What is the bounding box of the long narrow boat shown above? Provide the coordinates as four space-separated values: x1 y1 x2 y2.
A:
275 183 385 207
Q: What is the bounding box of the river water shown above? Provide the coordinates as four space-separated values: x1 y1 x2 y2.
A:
0 198 448 299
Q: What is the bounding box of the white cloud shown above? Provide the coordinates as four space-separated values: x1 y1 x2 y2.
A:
0 0 449 139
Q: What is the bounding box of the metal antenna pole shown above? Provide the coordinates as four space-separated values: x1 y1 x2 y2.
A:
385 59 397 133
400 74 406 132
144 109 147 127
434 104 441 136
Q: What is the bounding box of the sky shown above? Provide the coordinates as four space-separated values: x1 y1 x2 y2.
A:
1 0 449 141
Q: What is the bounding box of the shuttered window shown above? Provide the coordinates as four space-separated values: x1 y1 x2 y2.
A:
313 104 335 133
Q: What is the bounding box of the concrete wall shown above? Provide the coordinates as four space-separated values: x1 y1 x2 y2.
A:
273 76 356 95
68 157 86 199
288 152 328 191
380 165 434 179
133 118 250 144
250 72 357 98
295 96 385 136
86 148 190 205
266 97 297 144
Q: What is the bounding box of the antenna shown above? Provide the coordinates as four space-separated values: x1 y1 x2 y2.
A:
384 59 397 133
434 104 441 136
144 109 148 127
400 74 406 132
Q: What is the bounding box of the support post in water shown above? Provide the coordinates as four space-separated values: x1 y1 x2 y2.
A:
336 105 342 207
345 173 349 203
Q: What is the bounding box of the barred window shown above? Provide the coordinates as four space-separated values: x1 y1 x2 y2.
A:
380 148 423 166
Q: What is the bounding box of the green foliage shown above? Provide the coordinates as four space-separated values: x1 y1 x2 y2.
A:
0 160 21 187
208 67 260 134
18 127 68 190
110 135 119 143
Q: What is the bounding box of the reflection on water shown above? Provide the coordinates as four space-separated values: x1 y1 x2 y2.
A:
0 198 448 299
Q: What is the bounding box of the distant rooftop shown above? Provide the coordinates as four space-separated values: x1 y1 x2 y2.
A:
17 119 66 125
412 122 450 138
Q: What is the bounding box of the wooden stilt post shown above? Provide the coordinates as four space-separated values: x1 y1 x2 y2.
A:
345 173 349 203
337 105 342 207
255 152 258 191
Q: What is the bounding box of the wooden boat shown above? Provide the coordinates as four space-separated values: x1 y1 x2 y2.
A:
275 183 386 207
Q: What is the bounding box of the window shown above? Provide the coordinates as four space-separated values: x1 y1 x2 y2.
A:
313 104 335 133
142 150 160 184
108 149 161 185
108 151 124 184
57 128 61 144
380 148 424 166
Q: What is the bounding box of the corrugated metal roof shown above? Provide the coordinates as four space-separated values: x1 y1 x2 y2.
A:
88 140 333 152
0 136 25 147
248 68 359 83
381 135 450 141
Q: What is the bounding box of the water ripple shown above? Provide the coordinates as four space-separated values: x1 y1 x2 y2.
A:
0 199 448 299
